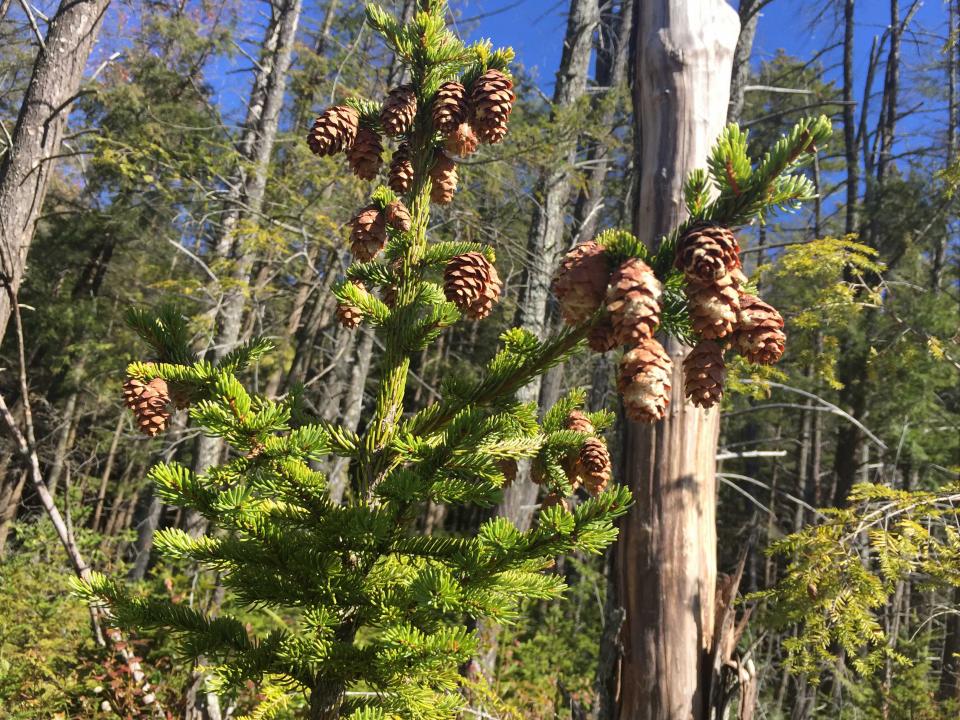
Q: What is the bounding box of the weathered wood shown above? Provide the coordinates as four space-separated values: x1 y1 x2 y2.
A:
0 0 110 343
615 2 738 719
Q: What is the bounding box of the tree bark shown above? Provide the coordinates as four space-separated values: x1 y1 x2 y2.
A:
0 0 110 343
91 412 126 531
327 329 374 503
614 2 738 719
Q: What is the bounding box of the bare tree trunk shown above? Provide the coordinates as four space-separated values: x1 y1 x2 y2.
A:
91 413 125 531
0 469 27 555
497 0 600 535
727 0 761 125
0 0 110 343
327 329 374 503
614 2 738 719
939 587 960 703
842 0 859 234
572 0 633 245
187 0 303 538
932 0 958 292
45 390 79 495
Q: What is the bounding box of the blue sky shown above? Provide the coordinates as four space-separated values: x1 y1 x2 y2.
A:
463 0 951 97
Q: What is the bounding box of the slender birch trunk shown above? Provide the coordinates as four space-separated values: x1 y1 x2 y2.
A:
0 0 110 343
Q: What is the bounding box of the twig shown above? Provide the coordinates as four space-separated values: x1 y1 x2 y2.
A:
17 0 45 51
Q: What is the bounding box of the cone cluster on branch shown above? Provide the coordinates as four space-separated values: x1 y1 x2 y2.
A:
443 252 502 320
349 206 387 262
123 377 172 436
672 223 788 407
553 240 671 422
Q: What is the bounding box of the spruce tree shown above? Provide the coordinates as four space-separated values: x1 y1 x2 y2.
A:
73 2 834 717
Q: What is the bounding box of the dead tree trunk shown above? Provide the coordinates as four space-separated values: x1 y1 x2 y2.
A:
614 2 738 719
0 0 110 343
497 0 600 534
727 0 761 125
932 0 958 293
842 0 859 234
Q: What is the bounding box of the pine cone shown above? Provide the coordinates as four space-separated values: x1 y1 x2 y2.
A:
123 377 171 437
735 294 786 364
576 438 611 496
388 142 414 194
443 252 502 320
430 151 458 205
618 339 672 423
470 69 514 144
497 459 518 487
384 199 411 233
686 270 744 340
552 241 611 325
350 206 387 262
587 316 618 353
345 127 383 180
444 122 479 157
675 224 741 283
337 281 365 329
565 409 595 435
606 258 662 345
307 105 359 156
683 340 725 409
432 81 468 136
380 84 417 137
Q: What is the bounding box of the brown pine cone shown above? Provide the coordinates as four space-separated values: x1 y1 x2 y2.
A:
345 127 383 180
443 252 502 320
336 281 365 329
587 316 618 353
384 199 411 233
444 122 479 157
686 270 745 340
497 459 518 487
683 340 725 409
307 105 359 156
565 409 595 435
576 438 611 496
123 377 172 437
606 258 662 345
552 241 611 325
388 142 414 194
735 294 786 364
541 493 570 512
350 206 387 262
675 224 741 283
430 151 458 205
618 339 672 423
380 84 417 137
470 69 515 144
432 81 468 136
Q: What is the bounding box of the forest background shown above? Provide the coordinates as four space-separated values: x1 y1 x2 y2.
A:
0 0 958 718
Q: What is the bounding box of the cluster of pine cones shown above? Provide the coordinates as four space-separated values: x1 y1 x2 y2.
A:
323 71 513 326
307 69 515 212
543 410 613 510
552 224 786 423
